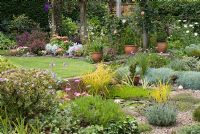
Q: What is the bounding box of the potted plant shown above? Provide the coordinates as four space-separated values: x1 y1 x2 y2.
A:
122 27 140 55
89 39 103 63
156 26 168 53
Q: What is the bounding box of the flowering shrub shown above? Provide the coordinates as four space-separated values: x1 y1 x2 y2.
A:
45 43 59 55
67 43 83 56
82 63 114 95
168 20 200 49
0 56 17 73
0 69 58 119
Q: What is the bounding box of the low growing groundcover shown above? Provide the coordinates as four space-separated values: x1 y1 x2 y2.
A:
7 56 95 78
109 86 152 99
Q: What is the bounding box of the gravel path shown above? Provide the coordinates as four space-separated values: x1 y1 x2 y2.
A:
123 89 200 134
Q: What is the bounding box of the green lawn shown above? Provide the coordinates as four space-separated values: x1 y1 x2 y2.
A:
7 56 95 78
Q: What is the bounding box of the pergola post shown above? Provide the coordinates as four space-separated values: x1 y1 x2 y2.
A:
116 0 121 17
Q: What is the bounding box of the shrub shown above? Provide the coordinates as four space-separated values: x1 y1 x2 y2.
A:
177 124 200 134
197 61 200 71
82 63 114 95
29 39 46 55
0 32 15 50
193 106 200 122
0 69 58 119
0 56 17 73
70 96 125 126
36 101 139 134
104 117 139 134
148 53 169 68
176 71 200 90
9 14 38 33
16 30 48 54
145 103 177 126
185 44 200 57
103 48 117 62
145 68 175 84
138 123 152 133
168 56 199 71
61 17 78 36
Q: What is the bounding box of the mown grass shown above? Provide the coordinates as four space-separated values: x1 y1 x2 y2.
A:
7 56 95 78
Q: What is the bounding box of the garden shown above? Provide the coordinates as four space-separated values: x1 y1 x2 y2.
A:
0 0 200 134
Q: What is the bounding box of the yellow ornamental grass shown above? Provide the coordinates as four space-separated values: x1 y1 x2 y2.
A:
82 63 114 96
151 82 171 103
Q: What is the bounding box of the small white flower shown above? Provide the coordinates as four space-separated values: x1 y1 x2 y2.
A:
113 30 117 34
194 22 199 25
91 32 94 35
194 33 198 36
178 20 182 22
183 20 187 22
122 19 126 24
189 24 193 27
100 32 105 36
114 99 121 104
184 24 188 28
178 85 183 90
186 30 190 33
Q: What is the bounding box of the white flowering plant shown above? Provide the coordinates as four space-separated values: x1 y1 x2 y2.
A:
168 20 200 49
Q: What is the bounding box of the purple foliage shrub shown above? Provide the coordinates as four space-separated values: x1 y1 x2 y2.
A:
16 30 49 54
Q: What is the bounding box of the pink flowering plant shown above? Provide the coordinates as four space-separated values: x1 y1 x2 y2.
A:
0 69 58 119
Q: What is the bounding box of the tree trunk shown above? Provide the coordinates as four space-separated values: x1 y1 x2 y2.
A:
143 27 148 50
51 0 62 35
79 0 87 43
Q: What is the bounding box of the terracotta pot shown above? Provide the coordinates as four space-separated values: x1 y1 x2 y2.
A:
133 75 140 86
124 45 138 55
156 42 168 53
91 52 103 63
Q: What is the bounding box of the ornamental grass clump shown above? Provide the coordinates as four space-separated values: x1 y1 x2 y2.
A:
0 69 58 119
151 82 171 103
82 63 114 95
145 103 177 126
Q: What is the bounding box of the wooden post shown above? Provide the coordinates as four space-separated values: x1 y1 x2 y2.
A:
116 0 121 17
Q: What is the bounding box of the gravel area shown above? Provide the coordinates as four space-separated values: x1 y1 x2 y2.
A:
123 89 200 134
